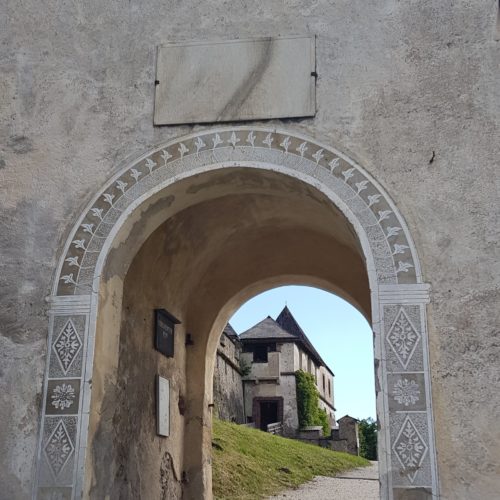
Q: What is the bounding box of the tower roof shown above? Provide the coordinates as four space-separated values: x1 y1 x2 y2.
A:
276 306 334 375
238 306 334 375
239 316 296 341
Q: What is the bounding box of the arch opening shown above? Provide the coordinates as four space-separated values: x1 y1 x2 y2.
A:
221 285 376 423
86 167 372 498
211 286 378 498
37 128 438 500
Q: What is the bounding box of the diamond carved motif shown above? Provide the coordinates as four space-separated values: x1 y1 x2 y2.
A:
53 319 82 374
44 420 74 478
387 308 420 369
393 416 428 483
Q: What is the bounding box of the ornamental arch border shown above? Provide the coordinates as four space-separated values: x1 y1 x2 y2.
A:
35 126 439 499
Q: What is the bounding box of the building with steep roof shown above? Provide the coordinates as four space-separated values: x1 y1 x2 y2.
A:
238 306 336 436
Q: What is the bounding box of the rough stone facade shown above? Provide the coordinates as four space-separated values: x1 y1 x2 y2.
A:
212 327 245 423
1 2 499 499
332 415 360 456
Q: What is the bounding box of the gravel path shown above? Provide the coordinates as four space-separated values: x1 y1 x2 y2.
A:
268 462 379 500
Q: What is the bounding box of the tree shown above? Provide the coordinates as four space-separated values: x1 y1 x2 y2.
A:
359 418 378 460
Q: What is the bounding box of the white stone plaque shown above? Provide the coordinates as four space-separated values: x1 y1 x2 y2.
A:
154 36 316 125
156 375 170 437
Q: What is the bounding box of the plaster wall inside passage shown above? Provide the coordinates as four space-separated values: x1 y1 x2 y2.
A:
85 167 370 499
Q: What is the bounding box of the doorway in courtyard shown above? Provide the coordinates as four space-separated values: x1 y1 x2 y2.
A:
257 400 280 431
36 128 438 500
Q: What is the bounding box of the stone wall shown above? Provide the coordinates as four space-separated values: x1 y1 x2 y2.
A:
212 333 245 423
334 416 360 456
279 375 300 436
85 251 186 499
1 1 499 498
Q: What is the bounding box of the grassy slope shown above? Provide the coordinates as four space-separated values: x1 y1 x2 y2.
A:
212 419 370 499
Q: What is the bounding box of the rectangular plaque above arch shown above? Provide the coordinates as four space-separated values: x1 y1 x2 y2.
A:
154 36 316 125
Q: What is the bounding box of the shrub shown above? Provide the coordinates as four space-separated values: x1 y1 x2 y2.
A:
359 418 378 460
316 408 330 437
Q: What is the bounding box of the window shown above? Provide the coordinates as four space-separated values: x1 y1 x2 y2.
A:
253 344 268 363
250 342 276 362
323 374 326 392
328 379 331 396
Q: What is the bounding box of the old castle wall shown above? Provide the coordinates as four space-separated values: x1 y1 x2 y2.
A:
1 1 499 498
213 334 245 424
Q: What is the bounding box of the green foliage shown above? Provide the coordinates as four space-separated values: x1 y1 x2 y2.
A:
295 370 330 436
212 418 369 499
295 370 318 427
316 408 330 437
359 418 378 460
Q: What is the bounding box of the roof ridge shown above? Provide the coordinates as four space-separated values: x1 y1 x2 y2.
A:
275 306 334 375
238 315 296 340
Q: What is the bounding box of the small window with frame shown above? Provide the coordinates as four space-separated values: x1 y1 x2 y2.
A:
253 344 268 363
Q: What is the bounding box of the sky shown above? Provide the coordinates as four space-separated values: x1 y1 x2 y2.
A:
229 285 376 421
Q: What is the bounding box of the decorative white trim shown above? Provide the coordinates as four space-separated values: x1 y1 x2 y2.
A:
48 295 92 315
52 127 424 297
35 127 439 500
378 284 431 304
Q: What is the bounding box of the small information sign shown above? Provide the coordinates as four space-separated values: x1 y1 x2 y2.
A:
154 309 181 358
156 375 170 437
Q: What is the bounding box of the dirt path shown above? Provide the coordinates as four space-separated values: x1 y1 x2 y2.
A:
268 462 379 500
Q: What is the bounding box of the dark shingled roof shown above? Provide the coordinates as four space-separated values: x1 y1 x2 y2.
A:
338 414 359 423
223 323 238 339
239 316 296 341
276 306 334 376
238 307 334 376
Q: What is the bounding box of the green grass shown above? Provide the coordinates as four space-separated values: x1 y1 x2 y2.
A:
212 419 370 499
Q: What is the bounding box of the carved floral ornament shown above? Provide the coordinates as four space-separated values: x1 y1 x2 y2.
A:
393 417 429 483
44 420 74 478
393 378 420 407
55 127 420 295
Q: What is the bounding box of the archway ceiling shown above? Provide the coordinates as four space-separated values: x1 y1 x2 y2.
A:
107 168 371 319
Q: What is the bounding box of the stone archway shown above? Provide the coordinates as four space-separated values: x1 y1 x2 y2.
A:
35 127 439 499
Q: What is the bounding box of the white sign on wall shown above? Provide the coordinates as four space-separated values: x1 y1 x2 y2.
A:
154 36 316 125
156 375 170 437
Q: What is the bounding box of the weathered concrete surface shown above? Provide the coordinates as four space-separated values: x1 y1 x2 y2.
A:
85 260 186 499
268 462 379 499
0 1 499 499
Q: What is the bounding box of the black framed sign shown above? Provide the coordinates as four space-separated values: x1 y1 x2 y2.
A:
154 309 181 357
